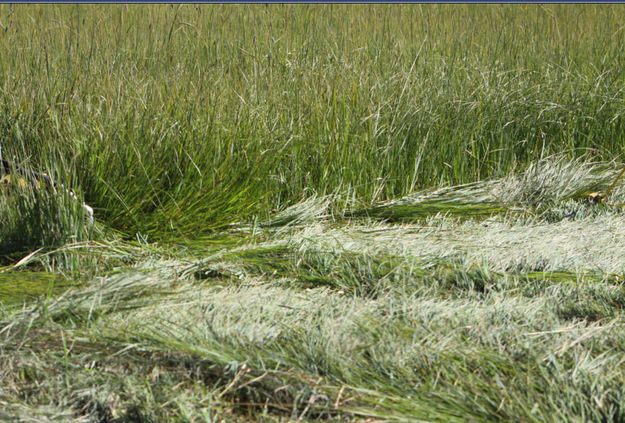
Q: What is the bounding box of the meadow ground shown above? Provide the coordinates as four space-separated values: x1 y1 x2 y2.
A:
2 4 625 422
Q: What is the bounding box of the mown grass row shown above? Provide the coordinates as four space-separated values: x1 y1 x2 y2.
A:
3 237 625 422
1 5 625 243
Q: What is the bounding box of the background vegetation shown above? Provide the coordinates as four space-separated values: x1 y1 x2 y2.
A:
2 4 625 422
1 5 625 239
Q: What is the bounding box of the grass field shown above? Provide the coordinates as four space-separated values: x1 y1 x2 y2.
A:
2 4 625 422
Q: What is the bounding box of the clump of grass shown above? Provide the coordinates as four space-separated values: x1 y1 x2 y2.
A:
494 156 618 205
260 194 332 229
347 180 507 221
345 156 625 223
0 170 93 258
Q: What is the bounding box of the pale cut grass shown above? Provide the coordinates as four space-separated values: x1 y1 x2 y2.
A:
3 252 625 421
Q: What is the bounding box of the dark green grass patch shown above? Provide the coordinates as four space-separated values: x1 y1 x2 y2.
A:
0 272 76 304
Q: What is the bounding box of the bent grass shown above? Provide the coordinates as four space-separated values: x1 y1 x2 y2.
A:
2 157 625 421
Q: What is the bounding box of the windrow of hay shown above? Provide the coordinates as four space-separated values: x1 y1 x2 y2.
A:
3 259 625 421
348 156 625 222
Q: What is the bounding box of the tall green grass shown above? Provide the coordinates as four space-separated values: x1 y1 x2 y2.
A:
1 5 625 243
